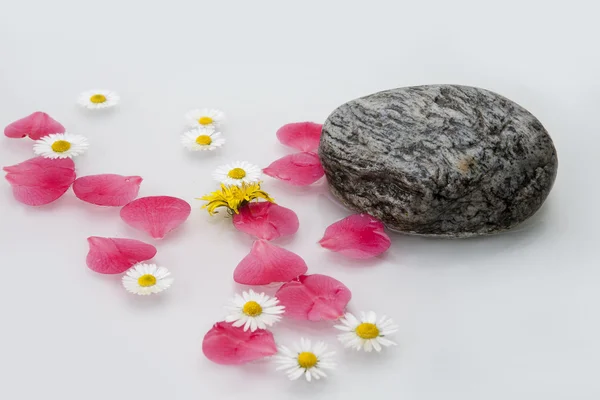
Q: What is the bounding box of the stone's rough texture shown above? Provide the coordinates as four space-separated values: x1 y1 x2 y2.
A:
320 85 558 237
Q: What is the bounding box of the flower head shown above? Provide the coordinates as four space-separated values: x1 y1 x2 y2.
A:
275 338 336 382
181 127 225 151
185 108 224 129
213 161 262 186
199 182 274 215
33 133 89 159
122 263 174 295
334 311 398 352
224 289 285 332
78 90 120 109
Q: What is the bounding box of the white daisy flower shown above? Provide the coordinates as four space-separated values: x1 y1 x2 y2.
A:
334 311 399 352
275 338 336 382
122 263 174 296
213 161 262 186
181 127 225 151
185 108 225 129
224 289 285 332
33 133 89 159
77 89 120 109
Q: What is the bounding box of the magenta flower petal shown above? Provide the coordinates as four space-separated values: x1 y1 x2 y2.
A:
3 157 76 206
86 236 157 274
275 274 352 321
263 152 324 186
120 196 191 239
232 202 299 241
73 174 142 207
202 321 277 365
233 239 308 285
276 122 322 152
4 111 65 140
319 214 391 259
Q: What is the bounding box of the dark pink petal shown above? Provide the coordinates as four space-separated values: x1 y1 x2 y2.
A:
234 239 308 285
276 122 322 152
202 321 277 365
232 202 299 241
263 152 324 186
319 214 391 259
4 112 65 140
3 157 76 206
73 174 142 207
275 274 352 321
86 236 157 274
120 196 191 239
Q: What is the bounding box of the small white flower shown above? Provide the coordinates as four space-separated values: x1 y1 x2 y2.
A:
33 133 89 159
213 161 262 186
334 311 399 352
224 289 284 332
122 263 174 296
181 127 225 151
275 338 336 382
77 90 120 109
185 108 225 129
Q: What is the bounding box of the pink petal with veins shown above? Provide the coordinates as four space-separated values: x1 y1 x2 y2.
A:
120 196 191 239
263 152 324 186
233 202 299 241
276 122 322 152
86 236 157 274
4 111 65 140
202 321 277 365
74 174 142 206
319 214 391 259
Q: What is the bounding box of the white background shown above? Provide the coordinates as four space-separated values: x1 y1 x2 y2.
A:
1 1 599 399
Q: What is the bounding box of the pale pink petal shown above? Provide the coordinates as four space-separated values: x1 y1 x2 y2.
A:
86 236 157 274
275 274 352 321
120 196 191 239
276 122 322 152
4 111 65 140
202 321 277 365
263 152 324 186
234 239 308 285
3 157 76 206
232 202 299 241
73 174 142 207
319 214 391 259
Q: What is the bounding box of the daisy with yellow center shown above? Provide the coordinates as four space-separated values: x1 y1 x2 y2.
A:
224 289 285 332
199 182 274 215
185 108 225 129
334 311 399 352
213 161 262 186
181 127 225 151
275 338 336 382
122 263 174 296
77 89 120 109
33 133 89 159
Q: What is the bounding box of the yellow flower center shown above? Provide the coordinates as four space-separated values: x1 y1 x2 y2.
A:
297 352 318 369
198 116 213 125
90 94 107 104
228 168 246 180
195 135 212 145
51 140 71 153
242 301 262 316
137 274 157 287
355 323 380 339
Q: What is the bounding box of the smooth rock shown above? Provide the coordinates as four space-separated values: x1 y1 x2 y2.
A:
319 85 558 237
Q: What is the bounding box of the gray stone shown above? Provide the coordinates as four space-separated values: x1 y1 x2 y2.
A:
319 85 558 237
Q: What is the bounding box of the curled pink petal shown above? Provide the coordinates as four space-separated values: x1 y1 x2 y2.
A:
3 157 76 206
232 202 299 241
202 321 277 365
276 122 322 152
73 174 142 207
86 236 157 274
319 214 391 259
120 196 191 239
263 152 324 186
234 239 308 285
4 111 65 140
275 274 352 321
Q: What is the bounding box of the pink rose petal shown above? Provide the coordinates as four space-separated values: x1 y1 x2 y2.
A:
4 111 65 140
232 202 299 241
73 174 142 207
202 321 277 365
276 122 322 152
86 236 157 274
263 152 325 186
275 274 352 321
3 157 76 206
120 196 191 239
234 239 308 285
319 214 391 259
